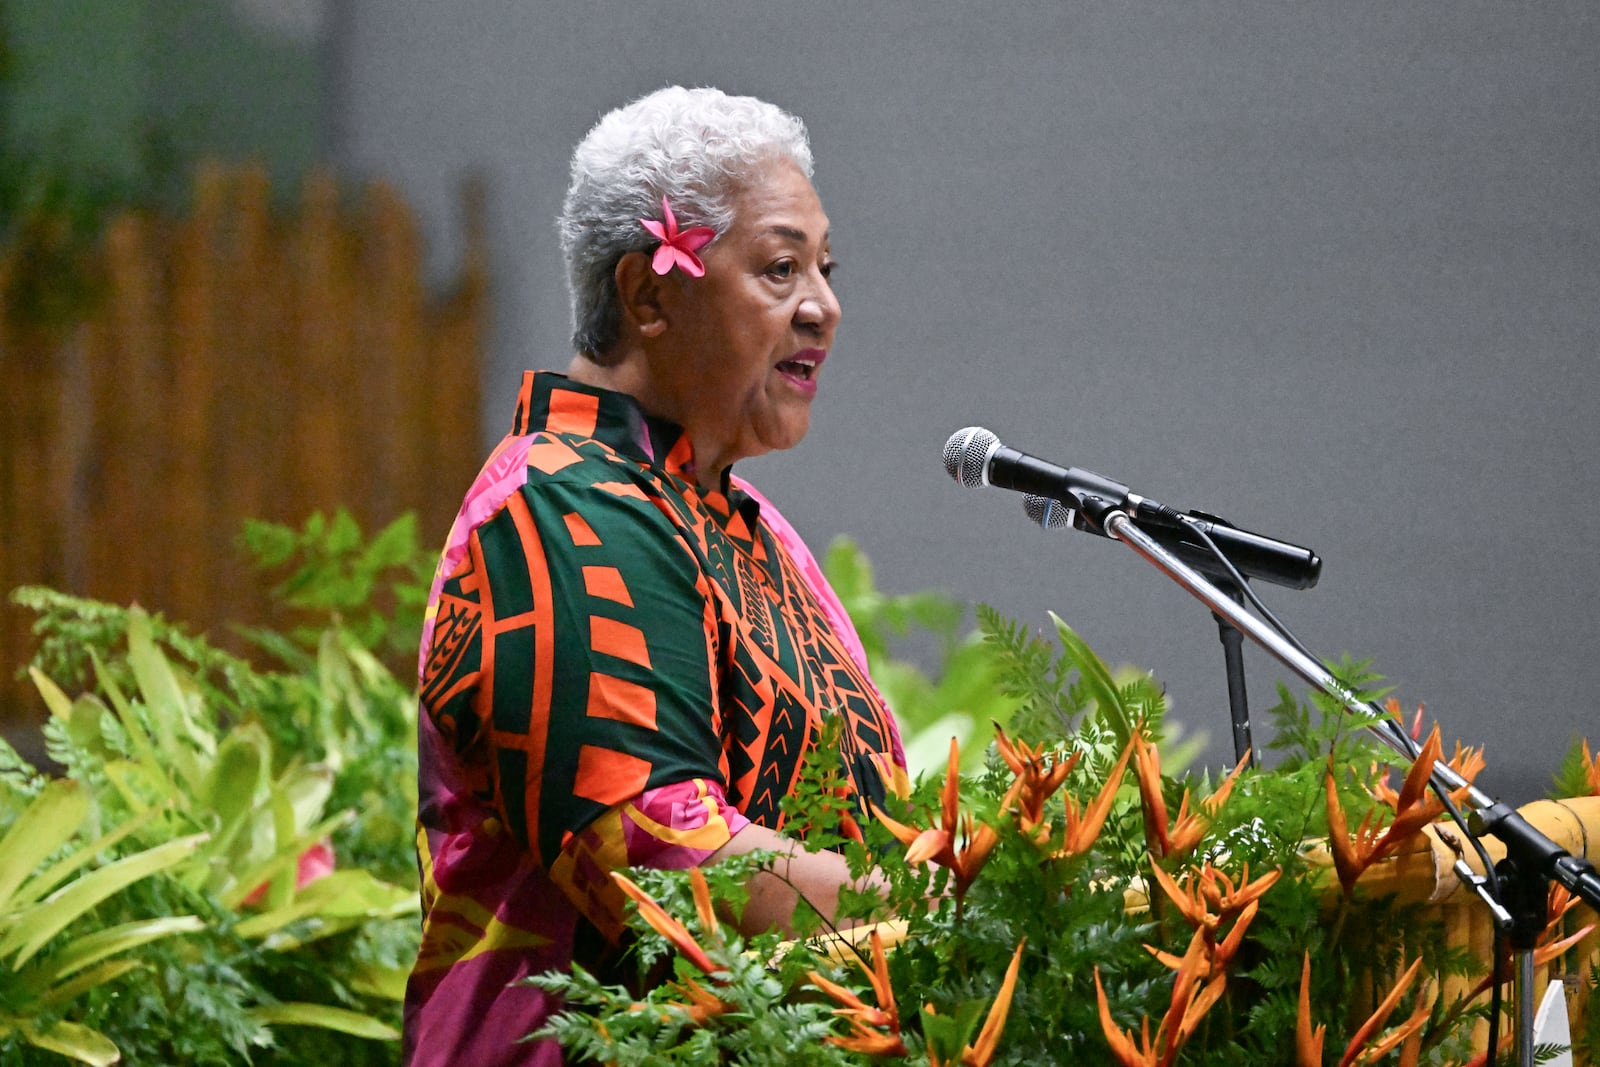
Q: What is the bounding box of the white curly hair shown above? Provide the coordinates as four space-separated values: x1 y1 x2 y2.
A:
558 86 815 358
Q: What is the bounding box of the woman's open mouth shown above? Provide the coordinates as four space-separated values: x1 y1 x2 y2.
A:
775 350 826 385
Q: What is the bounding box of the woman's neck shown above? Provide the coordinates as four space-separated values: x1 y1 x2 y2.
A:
563 353 729 490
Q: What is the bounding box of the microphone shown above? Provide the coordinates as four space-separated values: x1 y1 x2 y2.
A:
1022 494 1322 590
942 426 1182 528
941 426 1322 590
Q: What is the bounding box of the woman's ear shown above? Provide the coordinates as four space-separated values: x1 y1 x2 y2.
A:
615 252 668 338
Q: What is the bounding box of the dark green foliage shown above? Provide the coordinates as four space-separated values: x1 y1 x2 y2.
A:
239 509 432 667
1550 736 1600 801
532 605 1582 1066
2 511 430 1064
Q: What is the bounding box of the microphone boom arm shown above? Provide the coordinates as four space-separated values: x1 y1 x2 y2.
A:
1092 502 1600 913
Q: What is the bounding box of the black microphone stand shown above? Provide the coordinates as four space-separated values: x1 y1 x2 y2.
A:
1211 581 1257 770
1073 496 1600 1066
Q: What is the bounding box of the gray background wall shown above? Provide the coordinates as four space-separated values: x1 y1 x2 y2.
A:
331 2 1599 803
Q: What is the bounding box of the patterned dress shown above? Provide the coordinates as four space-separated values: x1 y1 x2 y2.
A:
402 371 906 1066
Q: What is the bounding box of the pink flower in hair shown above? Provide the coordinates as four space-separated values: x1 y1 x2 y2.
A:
640 196 716 277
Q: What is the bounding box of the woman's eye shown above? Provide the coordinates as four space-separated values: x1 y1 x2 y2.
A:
820 260 838 280
766 260 797 279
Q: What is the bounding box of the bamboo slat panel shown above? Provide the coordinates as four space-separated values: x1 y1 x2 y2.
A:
0 162 488 737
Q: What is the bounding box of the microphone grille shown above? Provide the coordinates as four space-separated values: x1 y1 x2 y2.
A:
1023 494 1075 529
942 426 999 488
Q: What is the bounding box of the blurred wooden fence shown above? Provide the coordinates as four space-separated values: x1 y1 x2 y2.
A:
0 162 488 739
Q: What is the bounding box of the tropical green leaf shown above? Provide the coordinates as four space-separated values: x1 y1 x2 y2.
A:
16 1018 122 1066
27 666 75 721
33 958 145 1009
1050 612 1133 745
197 727 268 866
0 833 207 968
275 762 336 839
6 803 167 910
0 778 90 911
248 1001 401 1040
217 808 353 911
30 915 206 986
90 650 176 804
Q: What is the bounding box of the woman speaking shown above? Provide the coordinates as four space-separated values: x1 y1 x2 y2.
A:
402 86 907 1066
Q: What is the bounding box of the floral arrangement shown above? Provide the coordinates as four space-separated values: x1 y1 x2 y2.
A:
533 603 1600 1067
2 525 1597 1065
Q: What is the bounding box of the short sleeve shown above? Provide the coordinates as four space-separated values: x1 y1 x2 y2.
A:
421 469 732 870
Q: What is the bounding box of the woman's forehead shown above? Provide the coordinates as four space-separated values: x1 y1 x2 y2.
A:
726 162 830 242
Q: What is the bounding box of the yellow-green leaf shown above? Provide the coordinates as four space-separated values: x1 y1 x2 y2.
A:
91 651 178 805
0 780 90 912
10 802 167 910
1 833 207 968
1050 612 1134 745
124 610 209 791
31 915 205 985
348 962 410 1002
27 667 75 722
237 869 417 945
17 1018 122 1066
34 959 145 1009
249 1001 400 1041
218 809 352 911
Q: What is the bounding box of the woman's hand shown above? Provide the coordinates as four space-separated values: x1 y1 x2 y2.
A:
707 823 889 937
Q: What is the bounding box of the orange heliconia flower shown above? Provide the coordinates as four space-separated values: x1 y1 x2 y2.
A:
1149 861 1281 931
1057 735 1138 861
806 929 910 1057
993 726 1080 844
1463 917 1597 1002
872 738 1000 900
658 976 732 1026
924 939 1027 1067
1296 953 1326 1067
611 868 725 979
1134 734 1248 860
1146 862 1279 975
1326 724 1483 896
1096 928 1227 1067
1579 739 1600 796
1369 721 1484 819
1296 952 1430 1067
993 726 1136 861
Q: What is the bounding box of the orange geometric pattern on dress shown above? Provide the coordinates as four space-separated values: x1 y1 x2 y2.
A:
527 438 584 475
545 388 600 437
572 744 653 806
496 495 557 845
563 511 602 546
594 481 648 500
590 616 651 668
664 435 695 477
724 509 752 543
582 565 633 606
585 672 658 729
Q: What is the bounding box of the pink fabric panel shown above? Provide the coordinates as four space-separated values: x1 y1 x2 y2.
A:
417 435 535 677
621 779 751 869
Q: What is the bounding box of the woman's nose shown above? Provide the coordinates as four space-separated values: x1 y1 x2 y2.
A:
796 275 841 333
